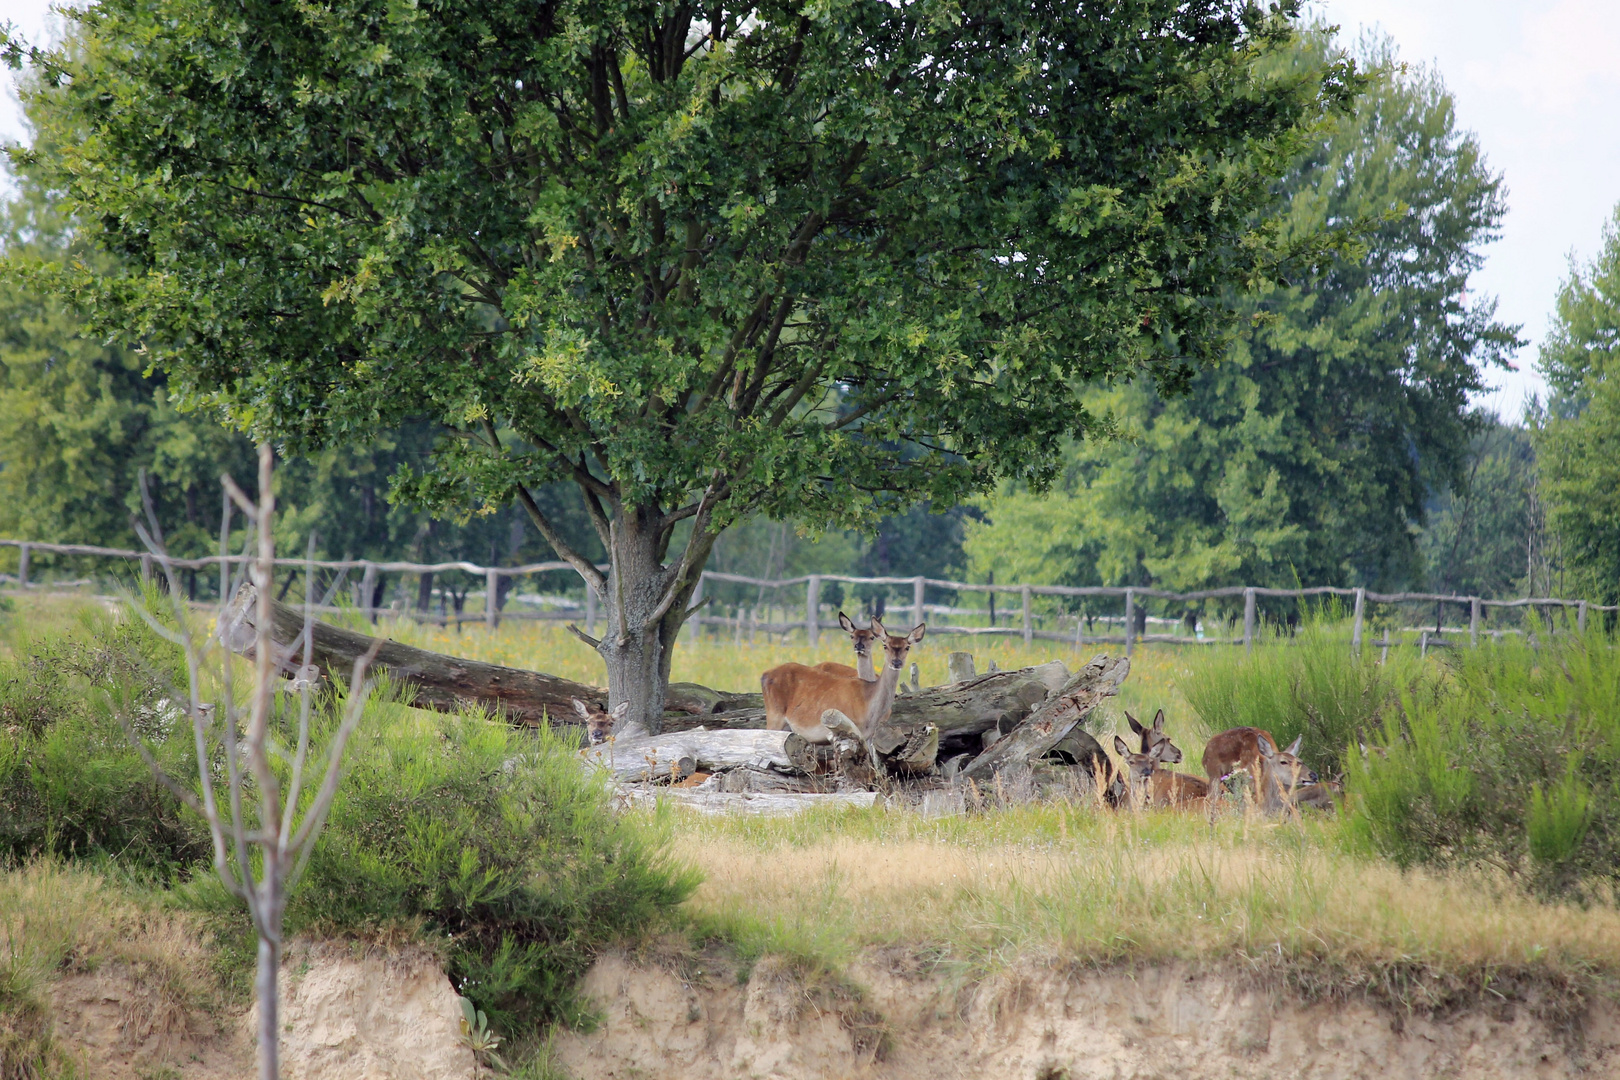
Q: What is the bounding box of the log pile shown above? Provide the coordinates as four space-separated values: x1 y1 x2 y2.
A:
219 586 1130 815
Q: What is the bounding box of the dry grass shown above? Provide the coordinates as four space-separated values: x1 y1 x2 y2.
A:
666 802 1620 1004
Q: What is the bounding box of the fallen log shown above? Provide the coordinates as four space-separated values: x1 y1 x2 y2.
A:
958 654 1129 781
614 788 878 816
220 584 740 726
578 729 792 782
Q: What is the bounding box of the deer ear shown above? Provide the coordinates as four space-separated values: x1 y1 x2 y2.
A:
1113 735 1131 756
871 616 887 636
572 698 591 719
1153 708 1166 732
839 612 855 633
909 623 926 644
1126 712 1143 735
1257 737 1277 759
1285 735 1303 756
610 701 630 721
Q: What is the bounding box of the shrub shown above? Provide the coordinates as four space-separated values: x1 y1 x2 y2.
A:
281 700 698 1031
1180 606 1428 777
0 603 207 872
1344 623 1620 898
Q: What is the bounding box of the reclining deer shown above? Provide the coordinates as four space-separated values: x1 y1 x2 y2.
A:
1112 735 1209 810
1127 709 1182 765
1202 727 1317 814
761 618 925 767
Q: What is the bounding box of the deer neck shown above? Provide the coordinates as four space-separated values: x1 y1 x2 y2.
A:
856 653 877 681
859 658 904 729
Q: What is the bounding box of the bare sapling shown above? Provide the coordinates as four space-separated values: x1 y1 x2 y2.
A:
116 444 382 1080
811 612 879 681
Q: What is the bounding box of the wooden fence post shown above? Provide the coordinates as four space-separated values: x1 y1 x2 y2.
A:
359 562 378 623
140 553 152 587
807 574 821 647
1124 588 1136 658
1243 587 1256 654
1351 587 1365 651
1470 597 1481 646
1021 585 1033 646
585 582 597 638
16 544 29 588
485 569 500 629
913 575 926 630
1579 601 1589 633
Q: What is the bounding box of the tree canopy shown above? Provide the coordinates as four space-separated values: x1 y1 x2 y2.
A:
964 33 1517 603
7 0 1355 725
1534 203 1620 604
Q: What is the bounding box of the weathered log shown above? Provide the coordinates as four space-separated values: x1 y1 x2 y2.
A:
221 584 746 725
959 655 1129 781
614 788 878 816
579 729 793 782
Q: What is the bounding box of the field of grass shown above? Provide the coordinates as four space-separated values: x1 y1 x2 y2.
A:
667 802 1620 1006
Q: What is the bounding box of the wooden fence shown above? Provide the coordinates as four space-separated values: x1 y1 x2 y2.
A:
0 538 1612 657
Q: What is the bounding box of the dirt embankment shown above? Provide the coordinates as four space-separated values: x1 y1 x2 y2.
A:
554 948 1620 1080
44 940 1620 1079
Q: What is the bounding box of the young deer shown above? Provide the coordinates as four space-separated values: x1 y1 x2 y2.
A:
572 698 629 745
761 618 925 743
1126 708 1183 764
1111 735 1209 810
812 612 879 681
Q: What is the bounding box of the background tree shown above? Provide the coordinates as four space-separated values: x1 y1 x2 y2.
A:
9 0 1352 729
964 32 1517 617
1533 203 1620 604
1417 417 1536 600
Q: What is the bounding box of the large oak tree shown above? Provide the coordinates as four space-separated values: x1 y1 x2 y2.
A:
7 0 1351 729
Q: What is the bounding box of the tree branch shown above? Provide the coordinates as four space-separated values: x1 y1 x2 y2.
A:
566 622 603 649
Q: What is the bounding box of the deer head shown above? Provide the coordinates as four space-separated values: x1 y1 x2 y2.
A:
572 698 629 745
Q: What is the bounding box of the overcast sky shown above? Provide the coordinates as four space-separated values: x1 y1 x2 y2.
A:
3 0 1617 418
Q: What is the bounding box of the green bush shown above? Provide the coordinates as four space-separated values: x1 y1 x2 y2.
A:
0 604 207 872
280 700 698 1031
1181 606 1428 777
1344 623 1620 898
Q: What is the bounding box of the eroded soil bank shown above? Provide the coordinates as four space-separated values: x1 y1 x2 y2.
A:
554 948 1620 1080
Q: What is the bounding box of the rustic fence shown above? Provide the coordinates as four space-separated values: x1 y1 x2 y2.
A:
0 537 1611 657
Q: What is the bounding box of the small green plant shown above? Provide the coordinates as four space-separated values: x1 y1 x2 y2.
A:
459 996 509 1073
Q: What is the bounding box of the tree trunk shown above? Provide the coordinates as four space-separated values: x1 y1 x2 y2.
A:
590 505 714 737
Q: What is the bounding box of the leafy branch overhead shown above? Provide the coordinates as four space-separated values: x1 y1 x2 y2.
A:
8 0 1357 563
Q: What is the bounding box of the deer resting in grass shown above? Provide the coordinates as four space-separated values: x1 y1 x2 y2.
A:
1112 735 1210 810
761 619 925 751
573 698 629 745
1203 727 1317 814
1126 708 1182 764
812 612 879 681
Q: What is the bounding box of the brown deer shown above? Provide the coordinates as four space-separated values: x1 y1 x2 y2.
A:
1203 728 1318 813
572 698 629 745
1111 735 1209 810
1126 708 1183 764
813 612 878 681
761 618 925 744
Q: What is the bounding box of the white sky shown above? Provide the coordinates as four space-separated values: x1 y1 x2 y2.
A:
4 0 1618 418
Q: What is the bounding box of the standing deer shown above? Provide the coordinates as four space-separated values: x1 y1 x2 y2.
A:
761 618 925 745
1111 735 1209 810
813 612 879 681
1126 708 1183 764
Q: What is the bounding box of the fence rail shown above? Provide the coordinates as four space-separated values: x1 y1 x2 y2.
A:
0 537 1611 655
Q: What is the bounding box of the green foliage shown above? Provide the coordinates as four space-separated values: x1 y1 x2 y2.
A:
1417 419 1538 599
0 604 208 872
1344 625 1620 898
1179 606 1428 777
283 706 697 1031
1533 202 1620 604
964 31 1516 600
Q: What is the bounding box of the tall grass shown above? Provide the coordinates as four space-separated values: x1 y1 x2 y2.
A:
1179 605 1430 776
1346 621 1620 898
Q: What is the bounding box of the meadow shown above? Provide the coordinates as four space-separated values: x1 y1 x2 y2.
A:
2 589 1618 1077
